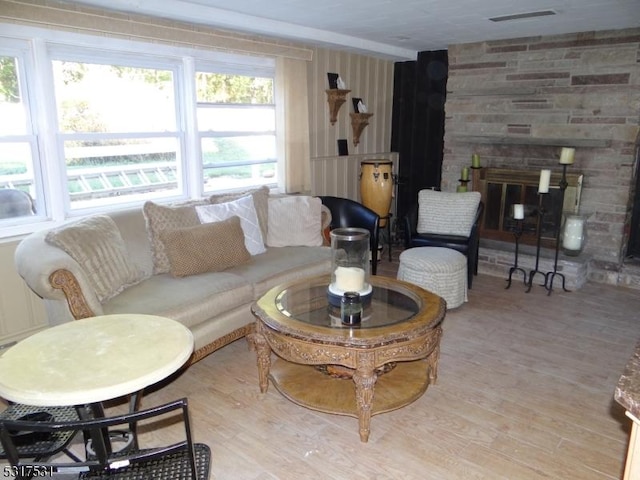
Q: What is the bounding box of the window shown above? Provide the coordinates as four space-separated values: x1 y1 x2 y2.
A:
196 71 276 192
0 26 277 236
0 48 43 224
51 58 182 210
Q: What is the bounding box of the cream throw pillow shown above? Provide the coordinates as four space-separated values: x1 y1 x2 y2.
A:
143 200 206 274
266 196 323 247
417 190 481 237
209 185 269 240
45 215 142 302
196 195 266 255
160 216 251 277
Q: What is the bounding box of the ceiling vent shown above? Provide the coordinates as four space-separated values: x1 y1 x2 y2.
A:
489 10 557 22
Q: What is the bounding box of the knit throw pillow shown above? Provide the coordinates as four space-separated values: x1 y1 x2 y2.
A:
143 200 207 274
160 216 251 277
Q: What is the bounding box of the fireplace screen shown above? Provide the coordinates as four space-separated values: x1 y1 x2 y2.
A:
477 168 583 248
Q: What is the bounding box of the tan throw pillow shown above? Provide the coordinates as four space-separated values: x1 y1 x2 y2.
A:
417 190 481 237
160 216 251 277
143 201 204 274
266 196 323 247
209 185 269 240
45 215 142 302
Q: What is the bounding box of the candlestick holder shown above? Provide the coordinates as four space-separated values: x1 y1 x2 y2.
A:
544 163 571 295
457 178 470 193
505 219 527 289
526 193 548 293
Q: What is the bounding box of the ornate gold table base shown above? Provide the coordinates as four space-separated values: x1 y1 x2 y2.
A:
249 324 442 443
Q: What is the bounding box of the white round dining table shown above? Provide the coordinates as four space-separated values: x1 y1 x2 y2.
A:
0 314 194 407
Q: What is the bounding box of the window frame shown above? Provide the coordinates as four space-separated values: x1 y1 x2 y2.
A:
195 62 277 193
0 24 278 238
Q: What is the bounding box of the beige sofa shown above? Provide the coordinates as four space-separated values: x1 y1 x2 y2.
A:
14 191 332 364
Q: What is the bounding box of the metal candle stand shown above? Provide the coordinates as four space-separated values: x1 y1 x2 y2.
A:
505 219 527 289
544 164 571 295
526 193 548 293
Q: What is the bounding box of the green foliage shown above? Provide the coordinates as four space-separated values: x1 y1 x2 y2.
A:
0 57 19 103
110 66 172 90
196 73 273 104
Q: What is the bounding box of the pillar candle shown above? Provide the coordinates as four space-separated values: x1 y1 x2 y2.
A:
562 217 584 250
538 169 551 193
461 167 469 180
559 147 575 165
513 204 524 220
472 154 481 168
334 266 365 292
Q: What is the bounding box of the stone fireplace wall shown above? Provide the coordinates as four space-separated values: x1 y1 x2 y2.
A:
443 28 640 285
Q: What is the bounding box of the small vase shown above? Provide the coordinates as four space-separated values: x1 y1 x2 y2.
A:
561 213 587 256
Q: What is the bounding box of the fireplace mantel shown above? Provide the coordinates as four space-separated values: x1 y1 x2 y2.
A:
451 135 611 148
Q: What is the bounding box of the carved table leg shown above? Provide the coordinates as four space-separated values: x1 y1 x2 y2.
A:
352 351 377 443
247 332 271 393
425 343 440 385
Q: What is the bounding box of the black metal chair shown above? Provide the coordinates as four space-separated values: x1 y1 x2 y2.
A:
318 196 380 275
0 398 211 480
403 194 484 288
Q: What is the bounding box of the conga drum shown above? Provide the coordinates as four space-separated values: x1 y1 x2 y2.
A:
360 160 393 227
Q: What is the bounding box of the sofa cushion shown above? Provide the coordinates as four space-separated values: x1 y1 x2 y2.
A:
45 215 143 302
101 272 253 329
143 200 206 274
209 185 269 240
160 216 251 277
417 190 481 237
266 196 323 247
229 245 332 298
196 196 266 255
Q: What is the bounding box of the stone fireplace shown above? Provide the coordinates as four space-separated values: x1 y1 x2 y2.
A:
441 28 640 288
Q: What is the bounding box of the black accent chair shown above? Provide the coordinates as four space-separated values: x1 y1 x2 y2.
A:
403 201 484 288
318 196 380 275
0 398 211 480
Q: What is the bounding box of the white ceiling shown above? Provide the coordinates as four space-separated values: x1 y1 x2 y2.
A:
69 0 640 59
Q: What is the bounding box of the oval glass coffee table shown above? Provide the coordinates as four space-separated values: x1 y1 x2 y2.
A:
249 274 446 442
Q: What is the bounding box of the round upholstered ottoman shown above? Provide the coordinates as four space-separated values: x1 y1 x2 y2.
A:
397 247 467 309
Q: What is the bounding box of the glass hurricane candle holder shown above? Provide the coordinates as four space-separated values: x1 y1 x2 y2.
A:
327 228 372 307
561 213 587 256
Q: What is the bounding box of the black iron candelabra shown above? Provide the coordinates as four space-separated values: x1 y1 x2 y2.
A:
526 193 548 293
505 219 527 289
544 164 571 295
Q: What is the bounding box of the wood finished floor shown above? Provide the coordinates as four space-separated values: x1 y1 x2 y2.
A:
5 249 640 479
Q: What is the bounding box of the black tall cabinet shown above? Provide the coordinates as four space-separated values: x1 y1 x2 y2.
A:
391 50 448 220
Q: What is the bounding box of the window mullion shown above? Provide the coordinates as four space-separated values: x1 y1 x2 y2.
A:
182 56 202 199
31 37 67 221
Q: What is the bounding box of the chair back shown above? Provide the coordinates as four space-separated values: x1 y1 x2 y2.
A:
416 190 481 237
318 196 381 275
0 398 211 479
